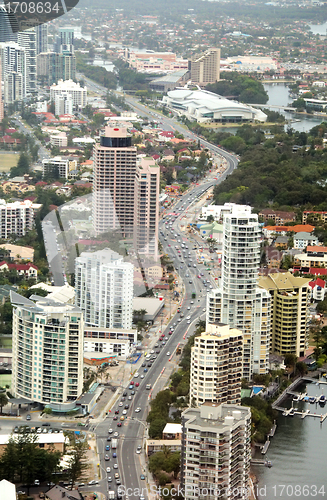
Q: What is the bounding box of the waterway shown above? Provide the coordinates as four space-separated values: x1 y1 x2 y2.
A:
252 380 327 500
309 21 327 35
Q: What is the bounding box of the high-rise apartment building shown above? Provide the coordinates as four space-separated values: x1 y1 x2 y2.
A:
17 28 36 94
75 248 134 330
189 48 220 86
0 199 39 238
134 157 160 260
0 56 4 120
0 6 17 43
190 323 243 407
36 24 48 54
0 42 26 102
54 27 74 52
258 272 311 357
50 79 87 108
11 291 84 406
181 403 251 500
206 204 271 379
37 52 76 86
92 126 137 237
55 94 73 116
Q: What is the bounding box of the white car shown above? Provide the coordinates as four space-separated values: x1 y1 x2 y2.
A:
167 352 170 356
119 402 123 407
135 407 141 413
186 316 191 320
108 428 113 434
134 373 139 378
114 463 118 469
140 375 144 379
187 306 190 310
106 467 111 473
187 320 191 324
136 449 141 454
88 480 99 485
122 410 127 415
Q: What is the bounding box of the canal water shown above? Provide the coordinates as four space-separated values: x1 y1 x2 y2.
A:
252 380 327 500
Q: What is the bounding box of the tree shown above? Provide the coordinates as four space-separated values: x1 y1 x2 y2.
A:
206 215 214 223
296 361 308 376
66 435 89 488
0 392 8 414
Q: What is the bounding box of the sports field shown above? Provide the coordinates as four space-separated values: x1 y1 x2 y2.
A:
0 153 19 172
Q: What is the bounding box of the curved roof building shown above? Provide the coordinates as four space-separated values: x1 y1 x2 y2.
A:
163 88 267 123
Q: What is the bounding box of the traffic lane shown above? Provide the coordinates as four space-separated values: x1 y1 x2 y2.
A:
120 420 147 500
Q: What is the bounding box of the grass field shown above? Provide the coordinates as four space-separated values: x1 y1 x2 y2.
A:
0 153 19 172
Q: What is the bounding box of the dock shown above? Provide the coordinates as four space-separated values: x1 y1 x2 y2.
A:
261 440 270 454
269 423 277 437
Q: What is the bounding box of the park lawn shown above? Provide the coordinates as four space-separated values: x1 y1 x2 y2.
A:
0 153 19 171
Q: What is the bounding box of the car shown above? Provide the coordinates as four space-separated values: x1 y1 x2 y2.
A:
123 391 127 397
159 337 163 342
106 445 110 451
136 449 141 454
128 395 132 400
142 363 146 367
167 351 171 356
106 466 111 472
140 495 145 500
134 373 139 378
119 402 123 407
115 473 120 479
147 363 152 367
115 410 119 414
130 381 134 385
114 463 118 469
113 416 118 421
108 476 112 482
131 390 135 395
113 452 117 458
121 397 126 402
117 422 122 427
162 341 166 345
120 416 125 421
140 474 146 480
144 368 148 372
114 431 119 437
190 301 194 304
42 423 50 426
187 320 191 324
189 280 192 284
105 454 110 461
122 409 127 415
135 407 141 413
116 479 121 485
124 404 129 409
135 382 140 387
26 414 31 420
88 480 99 485
34 480 40 486
165 337 168 341
129 385 134 390
137 445 142 450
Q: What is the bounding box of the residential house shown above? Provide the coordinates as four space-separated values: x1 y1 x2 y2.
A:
294 232 319 250
162 423 182 440
309 278 326 301
303 211 327 224
295 246 327 268
275 235 288 249
259 209 296 224
45 485 83 500
0 261 38 278
265 246 283 269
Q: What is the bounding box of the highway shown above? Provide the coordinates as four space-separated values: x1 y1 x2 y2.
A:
70 73 239 500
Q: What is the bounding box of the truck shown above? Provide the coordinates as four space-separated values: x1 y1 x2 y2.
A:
146 384 152 390
111 439 117 449
108 491 115 500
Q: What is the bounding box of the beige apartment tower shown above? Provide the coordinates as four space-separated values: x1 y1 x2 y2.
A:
134 157 160 261
189 48 220 86
258 272 311 357
181 403 251 500
190 323 243 407
92 126 137 237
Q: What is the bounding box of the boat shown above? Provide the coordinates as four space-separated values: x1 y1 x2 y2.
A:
319 395 326 406
309 397 316 404
293 395 300 402
265 460 272 468
303 396 310 402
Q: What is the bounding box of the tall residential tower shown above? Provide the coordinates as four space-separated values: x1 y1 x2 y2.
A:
207 204 271 379
92 126 137 237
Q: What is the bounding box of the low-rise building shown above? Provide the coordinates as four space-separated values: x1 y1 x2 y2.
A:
294 232 319 250
0 433 65 455
295 246 327 268
309 278 326 301
83 337 131 360
162 423 182 440
259 209 296 225
146 439 181 457
0 261 37 279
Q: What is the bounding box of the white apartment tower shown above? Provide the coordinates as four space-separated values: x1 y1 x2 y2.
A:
190 323 243 407
75 248 134 330
92 126 137 237
0 42 26 102
17 28 37 94
181 403 251 500
134 157 160 260
11 291 84 406
0 199 38 238
189 47 220 86
50 79 87 108
206 204 271 379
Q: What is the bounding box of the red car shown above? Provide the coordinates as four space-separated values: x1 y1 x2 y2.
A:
117 422 122 427
115 410 119 414
135 382 140 387
130 381 134 385
169 331 173 335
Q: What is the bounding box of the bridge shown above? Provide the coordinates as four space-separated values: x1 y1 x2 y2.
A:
247 103 295 111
